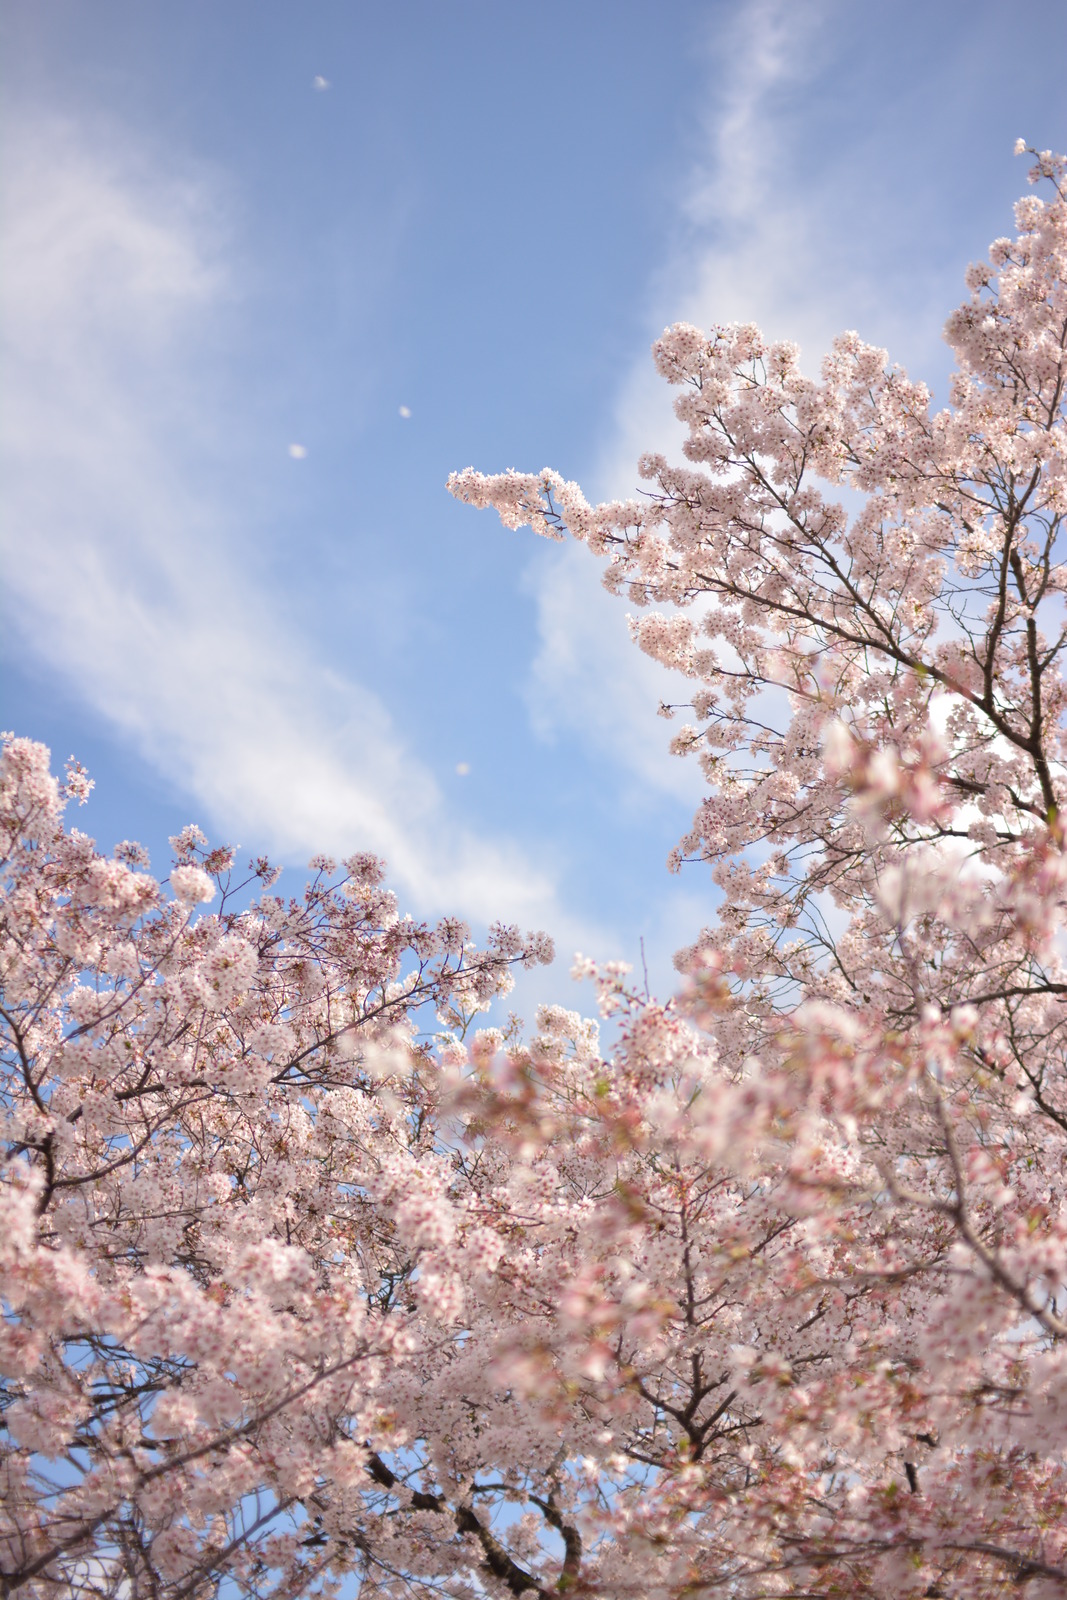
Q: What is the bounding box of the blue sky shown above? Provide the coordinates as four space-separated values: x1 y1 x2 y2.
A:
2 0 1065 1010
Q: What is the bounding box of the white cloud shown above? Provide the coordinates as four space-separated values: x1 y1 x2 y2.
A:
521 542 704 807
0 117 602 954
520 0 835 799
599 0 847 497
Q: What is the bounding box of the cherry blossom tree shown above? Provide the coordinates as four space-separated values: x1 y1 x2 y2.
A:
446 144 1067 1594
4 144 1067 1600
0 735 555 1600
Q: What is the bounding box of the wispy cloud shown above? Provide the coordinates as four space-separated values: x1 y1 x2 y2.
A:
521 542 705 806
0 117 593 946
520 0 835 801
599 0 839 494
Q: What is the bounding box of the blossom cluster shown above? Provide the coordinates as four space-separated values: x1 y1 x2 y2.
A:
0 733 554 1600
444 148 1067 1596
6 148 1067 1600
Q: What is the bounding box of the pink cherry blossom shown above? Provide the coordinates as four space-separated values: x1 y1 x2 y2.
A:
6 147 1067 1600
